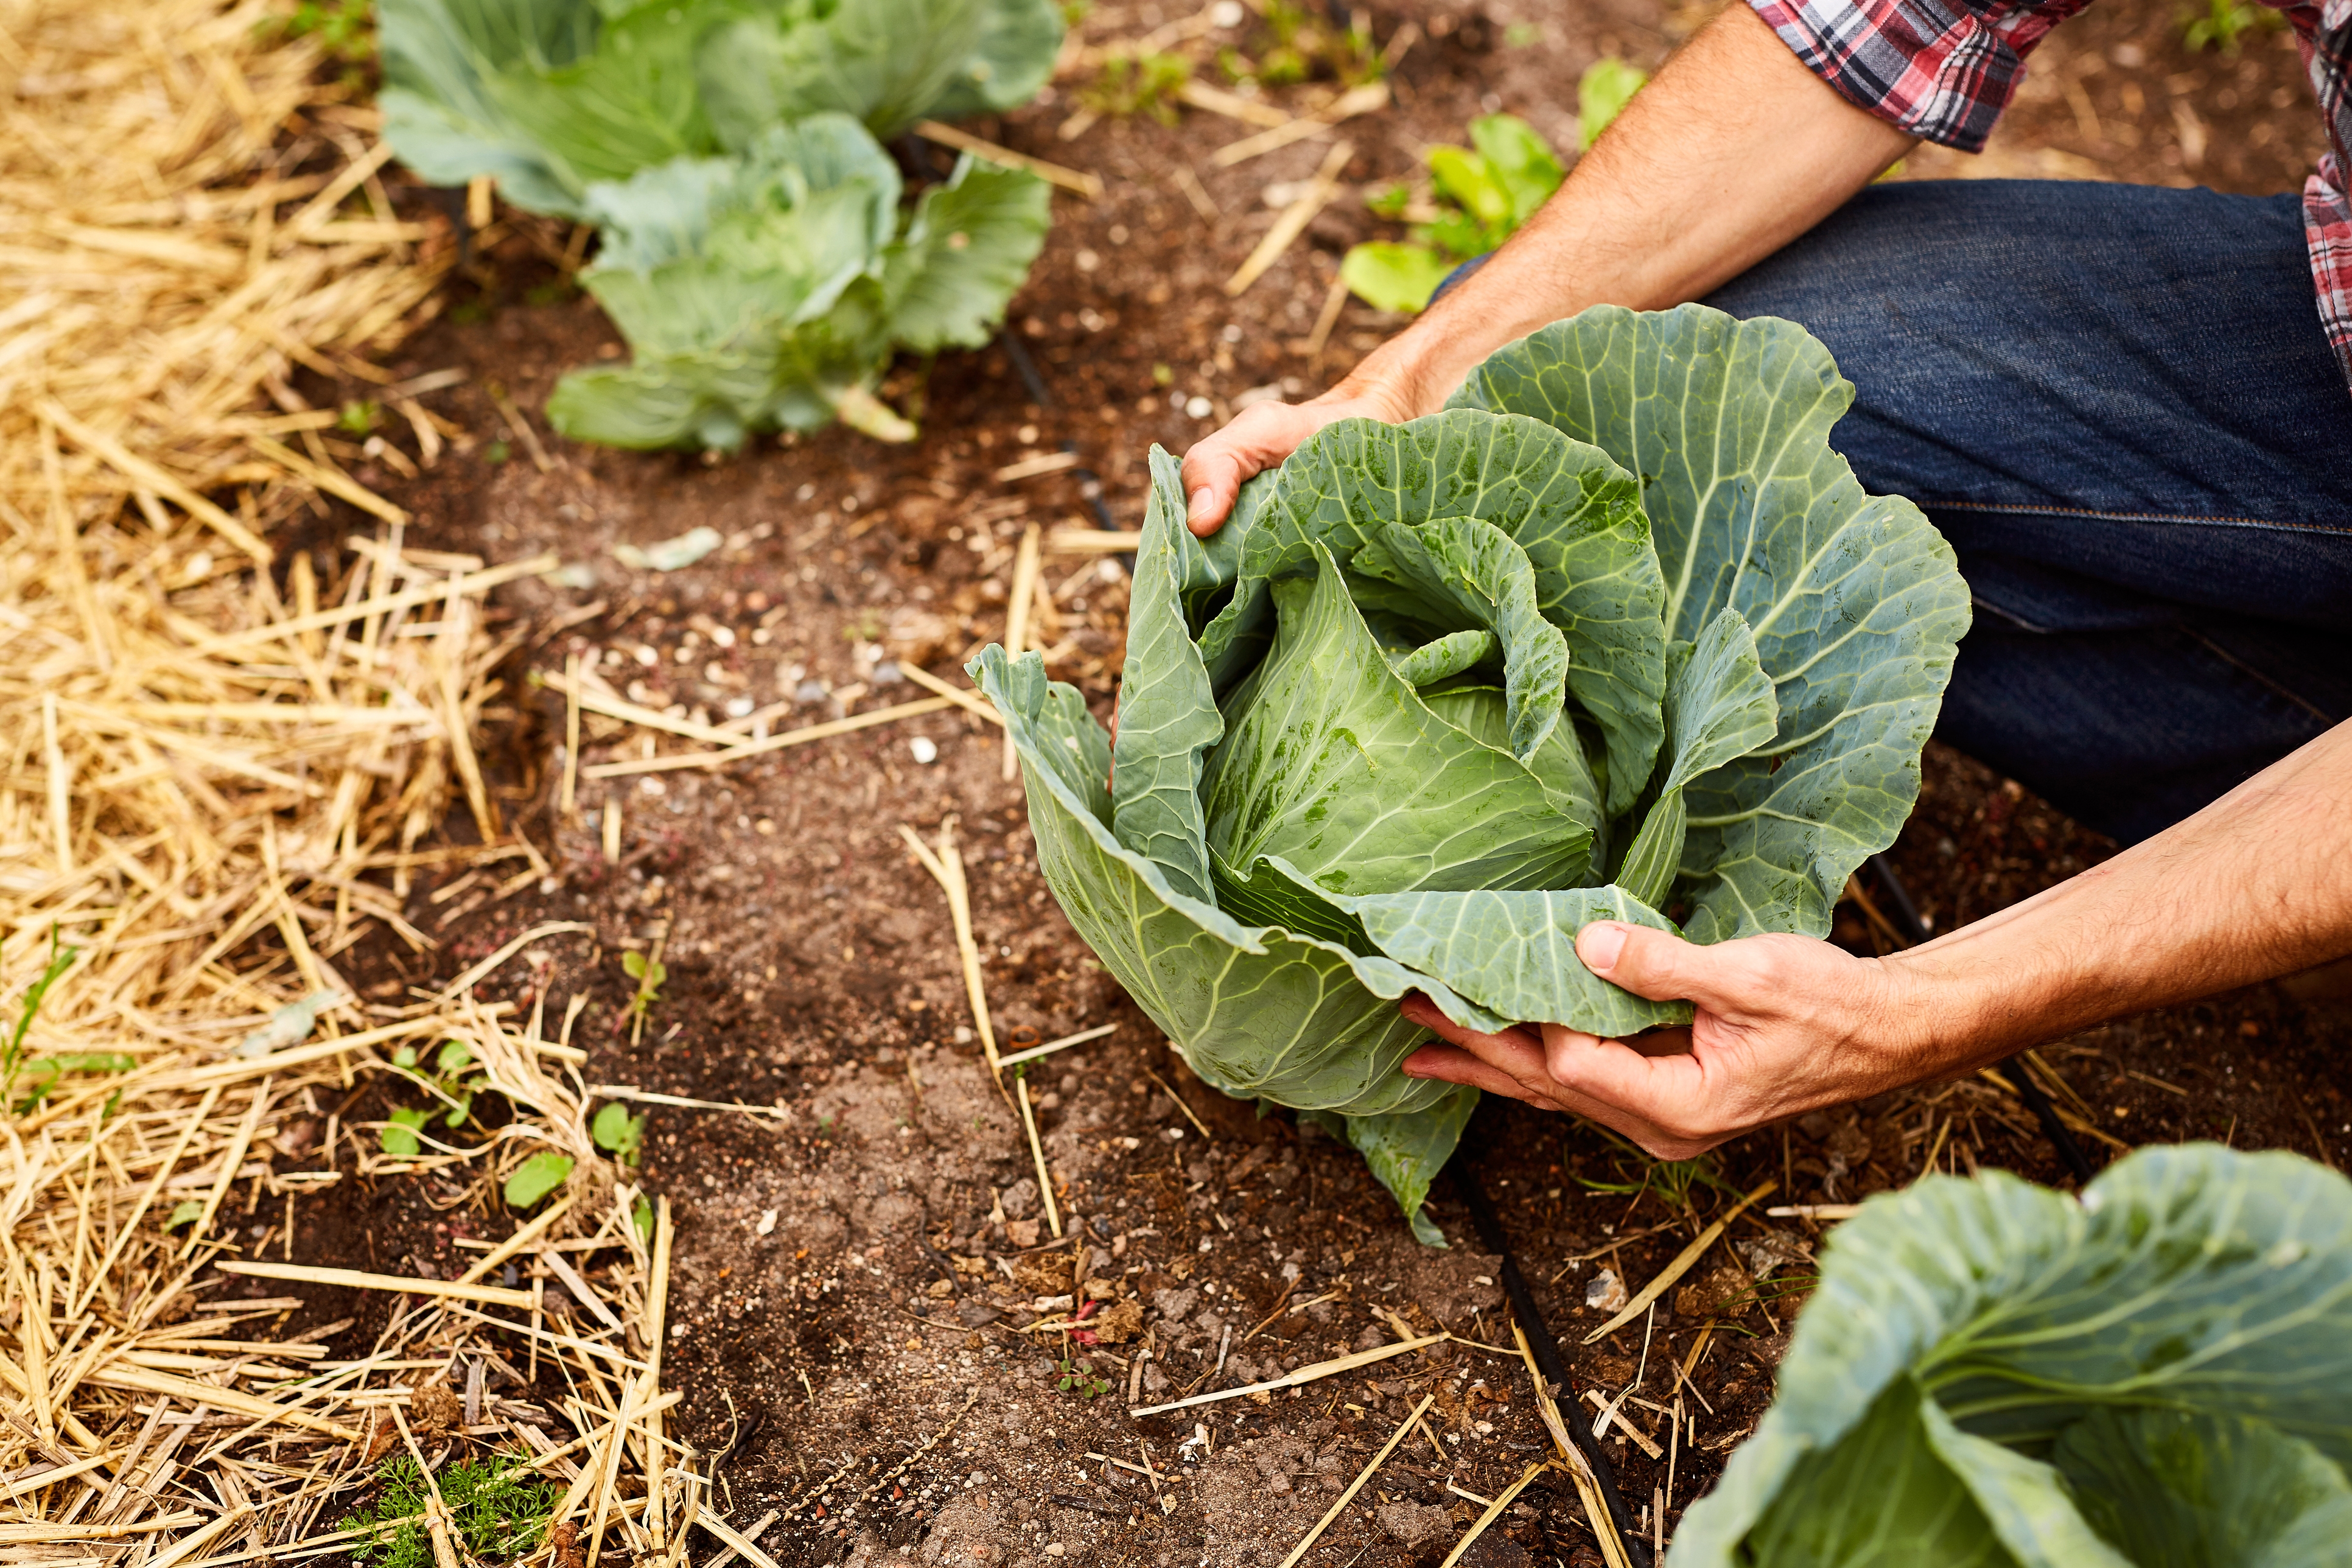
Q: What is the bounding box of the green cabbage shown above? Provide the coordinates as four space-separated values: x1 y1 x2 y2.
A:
1676 1143 2352 1567
379 0 1065 220
543 115 1048 449
973 306 1970 1240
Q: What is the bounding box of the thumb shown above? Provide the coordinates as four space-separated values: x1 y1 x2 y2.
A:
1577 921 1754 1016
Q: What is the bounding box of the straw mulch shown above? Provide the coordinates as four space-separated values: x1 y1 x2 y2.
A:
1 1 693 1561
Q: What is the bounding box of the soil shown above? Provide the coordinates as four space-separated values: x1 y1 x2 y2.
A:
226 4 2349 1565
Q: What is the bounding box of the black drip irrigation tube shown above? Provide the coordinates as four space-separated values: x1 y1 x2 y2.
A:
995 329 1125 536
1451 1160 1653 1568
1862 854 2098 1186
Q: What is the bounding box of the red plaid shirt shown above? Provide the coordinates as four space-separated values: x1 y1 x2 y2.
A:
1749 0 2352 388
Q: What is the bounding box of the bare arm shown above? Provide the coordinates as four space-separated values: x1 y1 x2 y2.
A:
1402 720 2352 1158
1178 4 1915 532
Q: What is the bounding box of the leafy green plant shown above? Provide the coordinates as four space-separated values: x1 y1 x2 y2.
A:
2183 0 2284 50
3 933 108 1116
1083 51 1192 124
1054 1354 1111 1399
379 0 1063 221
379 1040 484 1154
619 945 667 1043
1675 1144 2352 1566
971 305 1968 1240
503 1150 575 1208
1578 1151 1738 1216
592 1101 646 1165
343 1452 559 1567
337 399 380 436
1340 113 1563 313
271 0 375 70
544 115 1047 449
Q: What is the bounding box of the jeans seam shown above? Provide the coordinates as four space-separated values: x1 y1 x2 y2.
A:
1923 499 2352 539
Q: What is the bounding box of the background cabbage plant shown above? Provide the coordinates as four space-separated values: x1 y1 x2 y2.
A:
973 306 1972 1240
1675 1143 2352 1567
379 0 1064 221
544 115 1048 449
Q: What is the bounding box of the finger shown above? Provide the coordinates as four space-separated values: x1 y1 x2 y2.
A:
1399 993 1541 1055
1401 1043 1561 1106
1178 402 1319 535
1539 1027 1735 1154
1576 921 1774 1016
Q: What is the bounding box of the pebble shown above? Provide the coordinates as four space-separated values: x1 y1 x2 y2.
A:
910 736 939 765
870 659 905 686
794 678 830 704
1185 395 1213 419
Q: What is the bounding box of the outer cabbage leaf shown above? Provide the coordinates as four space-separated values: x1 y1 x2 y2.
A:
699 0 1062 146
970 647 1516 1223
2052 1408 2352 1568
1330 885 1691 1038
1452 304 1969 939
380 0 714 219
885 157 1052 351
1673 1145 2352 1568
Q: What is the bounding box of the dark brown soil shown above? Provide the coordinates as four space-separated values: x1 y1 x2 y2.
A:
237 5 2349 1565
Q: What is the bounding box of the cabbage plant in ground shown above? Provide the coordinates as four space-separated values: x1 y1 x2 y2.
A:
973 304 1970 1241
1673 1143 2352 1567
378 0 1063 222
377 0 1061 445
544 115 1048 449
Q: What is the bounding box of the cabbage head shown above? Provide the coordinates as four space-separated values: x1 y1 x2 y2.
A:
971 306 1971 1241
1674 1143 2352 1567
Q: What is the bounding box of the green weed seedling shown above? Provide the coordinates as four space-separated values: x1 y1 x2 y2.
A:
1085 51 1192 124
380 1040 485 1155
2184 0 2284 50
592 1101 646 1166
503 1150 573 1208
1340 111 1569 313
3 931 111 1116
621 948 667 1046
1054 1356 1111 1399
343 1453 558 1568
270 0 374 70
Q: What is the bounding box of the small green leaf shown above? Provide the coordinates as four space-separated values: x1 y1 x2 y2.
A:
592 1101 646 1161
1339 242 1454 314
443 1092 474 1129
436 1040 473 1075
381 1105 430 1157
1426 145 1511 233
392 1045 419 1069
1577 58 1648 150
621 951 648 980
632 1194 654 1244
166 1200 204 1231
503 1152 575 1209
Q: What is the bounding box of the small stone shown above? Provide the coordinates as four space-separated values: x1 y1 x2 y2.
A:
870 659 905 686
755 1209 778 1236
794 678 830 704
1185 395 1213 419
909 736 939 765
1586 1269 1628 1313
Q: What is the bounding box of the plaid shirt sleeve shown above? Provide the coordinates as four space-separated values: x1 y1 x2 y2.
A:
1745 0 2096 152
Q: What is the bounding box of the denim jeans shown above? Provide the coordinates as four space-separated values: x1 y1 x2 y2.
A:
1440 181 2352 844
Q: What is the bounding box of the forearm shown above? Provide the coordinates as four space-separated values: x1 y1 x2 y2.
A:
1345 4 1915 415
1886 719 2352 1065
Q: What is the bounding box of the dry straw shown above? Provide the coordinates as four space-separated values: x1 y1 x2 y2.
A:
0 1 688 1558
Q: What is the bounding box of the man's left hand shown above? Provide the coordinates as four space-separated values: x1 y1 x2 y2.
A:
1399 920 1933 1158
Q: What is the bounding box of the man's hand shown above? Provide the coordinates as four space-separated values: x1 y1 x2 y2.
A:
1177 377 1421 535
1399 923 1922 1158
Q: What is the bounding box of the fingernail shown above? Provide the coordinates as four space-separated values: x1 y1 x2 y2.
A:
1579 922 1628 972
1186 487 1214 522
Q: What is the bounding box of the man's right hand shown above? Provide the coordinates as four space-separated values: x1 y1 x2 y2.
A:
1176 376 1423 535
